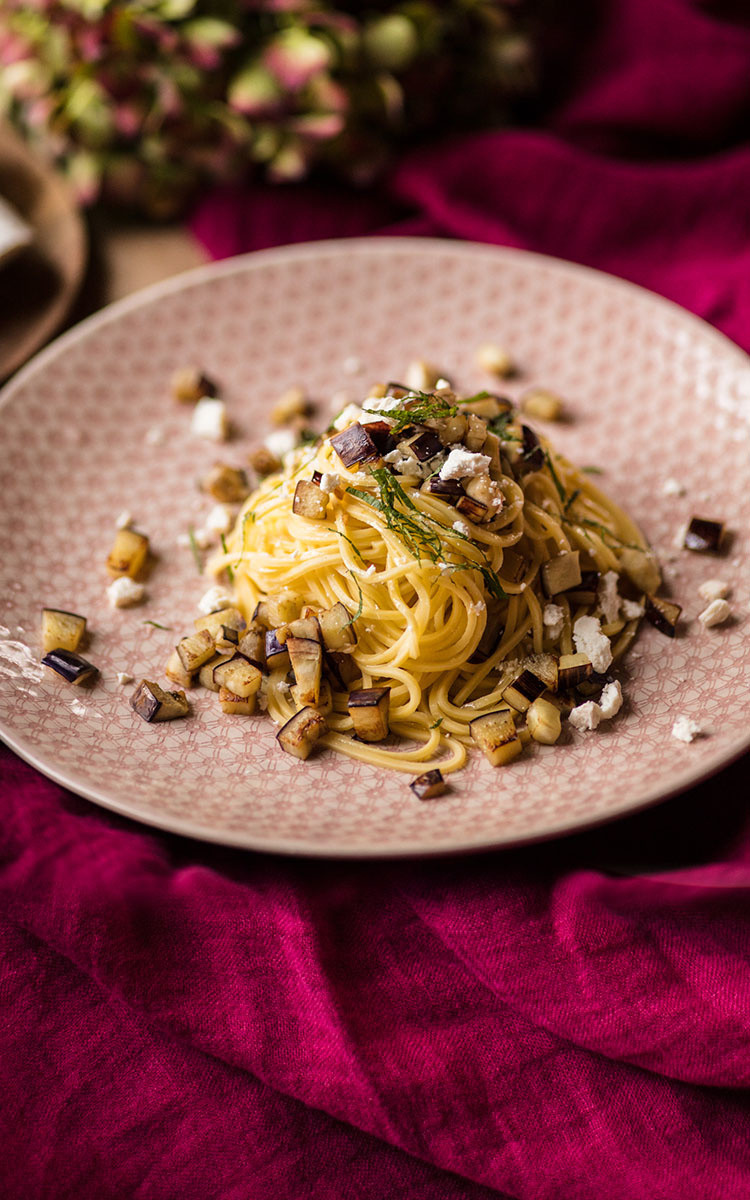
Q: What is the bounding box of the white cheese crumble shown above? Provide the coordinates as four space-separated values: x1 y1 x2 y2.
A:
363 564 377 577
264 428 296 458
569 701 601 732
671 716 703 743
698 578 729 603
191 398 228 442
331 403 363 430
319 472 341 494
542 603 565 641
621 599 645 620
144 426 164 446
597 571 621 625
452 520 471 536
197 585 233 615
107 577 145 608
204 503 234 535
697 597 731 628
116 672 134 686
439 448 491 481
573 615 613 674
382 448 422 477
115 510 133 530
362 394 402 413
342 355 362 375
662 477 686 497
598 679 623 720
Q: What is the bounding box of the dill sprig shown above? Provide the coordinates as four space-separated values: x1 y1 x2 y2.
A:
487 412 520 442
429 717 443 730
187 526 203 573
569 517 642 551
564 488 581 513
344 569 364 627
220 533 234 583
142 620 172 630
347 469 442 561
362 389 457 432
582 465 604 475
335 529 365 563
546 451 567 505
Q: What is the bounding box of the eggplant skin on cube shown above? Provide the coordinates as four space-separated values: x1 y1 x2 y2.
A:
277 707 328 760
41 608 87 654
317 602 356 651
347 687 391 742
42 648 98 686
106 529 149 579
410 769 447 800
212 654 262 698
644 594 682 638
286 637 322 706
218 686 256 715
470 707 523 766
293 479 328 520
130 679 189 722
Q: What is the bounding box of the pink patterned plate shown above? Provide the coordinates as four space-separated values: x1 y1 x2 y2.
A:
1 239 749 857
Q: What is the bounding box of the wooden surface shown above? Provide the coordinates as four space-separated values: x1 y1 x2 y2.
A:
94 217 208 302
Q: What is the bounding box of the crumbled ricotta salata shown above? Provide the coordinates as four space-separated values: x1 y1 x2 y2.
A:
698 579 729 603
107 577 145 608
621 599 645 620
573 615 613 674
569 701 601 732
204 504 234 535
115 510 133 530
342 355 362 376
542 603 565 641
116 672 134 686
598 571 621 625
439 448 491 481
671 716 703 743
191 398 228 442
197 585 233 615
331 403 363 430
319 472 341 494
662 477 686 497
598 679 623 720
144 426 165 446
697 598 731 628
452 520 471 536
363 564 377 577
264 428 297 458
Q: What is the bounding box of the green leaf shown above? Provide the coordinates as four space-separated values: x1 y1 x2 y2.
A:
545 451 567 505
142 620 173 631
187 526 203 573
220 533 234 583
363 389 457 433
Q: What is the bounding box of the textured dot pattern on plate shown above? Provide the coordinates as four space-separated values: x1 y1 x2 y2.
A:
0 239 749 856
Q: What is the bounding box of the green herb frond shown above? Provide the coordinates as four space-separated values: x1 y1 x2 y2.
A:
362 389 457 432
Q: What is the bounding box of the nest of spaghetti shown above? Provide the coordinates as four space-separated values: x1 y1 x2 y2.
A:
214 380 665 783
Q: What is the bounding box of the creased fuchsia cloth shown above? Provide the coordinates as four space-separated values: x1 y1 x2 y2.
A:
3 2 750 1197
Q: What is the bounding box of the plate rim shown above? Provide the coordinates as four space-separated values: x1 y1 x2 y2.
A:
2 236 749 857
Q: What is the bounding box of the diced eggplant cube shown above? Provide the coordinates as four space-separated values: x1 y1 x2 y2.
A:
329 423 379 468
470 707 523 766
106 529 149 579
265 630 291 672
500 548 525 584
385 381 409 398
683 517 725 554
238 629 267 670
201 463 249 503
542 551 582 597
456 494 489 523
348 686 391 741
464 413 488 452
214 625 240 654
176 629 215 673
564 569 601 606
171 365 217 404
212 654 262 698
427 477 464 505
42 648 98 686
461 394 514 419
403 430 443 462
293 479 328 520
364 420 397 456
517 425 545 474
276 707 328 760
429 413 467 445
218 686 256 715
253 592 302 629
558 653 593 689
194 606 245 637
503 668 547 713
527 697 562 744
278 615 322 644
324 650 360 691
287 637 322 705
523 653 558 692
317 602 356 650
199 653 232 692
248 446 281 476
644 594 682 637
41 608 87 654
410 769 447 800
292 677 332 715
130 679 189 722
469 605 504 663
165 649 194 689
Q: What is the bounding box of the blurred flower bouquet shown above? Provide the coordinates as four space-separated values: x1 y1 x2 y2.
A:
0 0 533 215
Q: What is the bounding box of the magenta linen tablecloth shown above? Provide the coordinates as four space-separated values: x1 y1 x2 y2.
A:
3 2 750 1197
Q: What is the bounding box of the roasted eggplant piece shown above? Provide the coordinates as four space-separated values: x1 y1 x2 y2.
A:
248 446 281 476
265 631 291 672
461 394 513 420
401 430 443 462
329 423 380 468
293 479 328 520
270 385 309 425
276 707 328 760
503 668 548 713
317 602 356 651
201 463 250 503
426 477 464 505
238 629 266 670
287 637 323 705
499 548 525 584
428 413 467 446
456 494 489 523
42 648 98 686
214 625 240 654
348 687 391 741
523 653 558 692
165 649 194 689
176 629 215 674
212 654 262 698
469 605 504 663
324 650 360 690
106 529 149 579
170 365 217 403
41 608 86 654
469 707 522 766
292 677 333 715
277 615 322 644
526 697 562 744
542 551 582 597
683 517 725 554
521 388 563 422
517 425 545 474
410 769 447 800
218 686 256 715
564 569 601 606
364 420 398 456
252 593 302 629
644 594 682 637
385 382 409 399
199 653 232 692
194 606 246 637
558 652 593 690
464 413 488 452
130 679 189 722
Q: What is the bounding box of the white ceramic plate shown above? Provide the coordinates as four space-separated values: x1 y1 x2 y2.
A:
1 238 749 857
